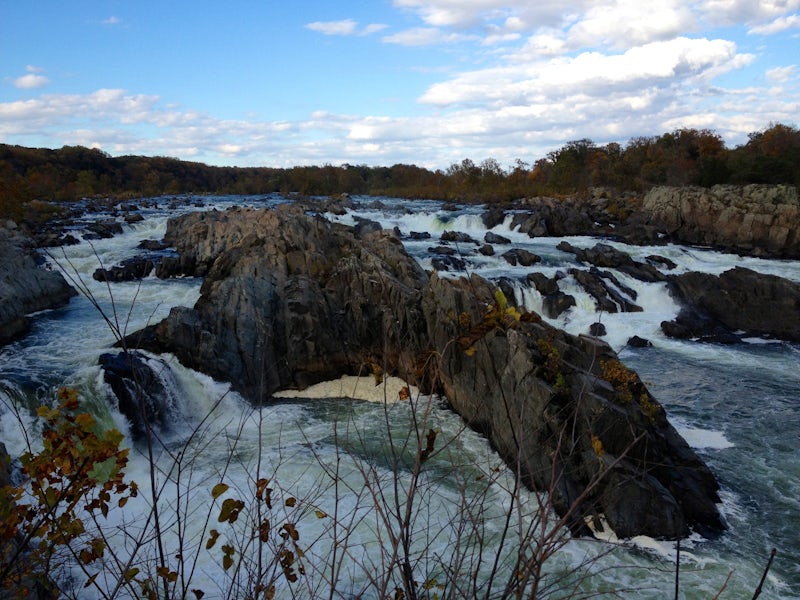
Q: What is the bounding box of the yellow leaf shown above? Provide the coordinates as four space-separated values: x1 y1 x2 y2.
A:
124 568 140 582
75 412 95 430
464 345 477 357
314 510 327 519
211 483 229 500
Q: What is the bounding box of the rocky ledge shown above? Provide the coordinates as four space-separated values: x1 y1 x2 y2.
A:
124 204 724 540
642 184 800 258
0 223 76 345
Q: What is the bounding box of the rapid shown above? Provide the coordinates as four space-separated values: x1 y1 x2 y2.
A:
1 195 798 598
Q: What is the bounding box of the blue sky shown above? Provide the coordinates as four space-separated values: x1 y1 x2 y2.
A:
1 1 798 169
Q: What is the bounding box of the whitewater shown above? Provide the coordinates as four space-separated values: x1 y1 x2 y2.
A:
1 194 798 598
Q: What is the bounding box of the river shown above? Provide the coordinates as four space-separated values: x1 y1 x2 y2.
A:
1 194 798 599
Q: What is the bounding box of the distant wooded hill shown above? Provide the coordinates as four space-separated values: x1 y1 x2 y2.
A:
1 123 798 222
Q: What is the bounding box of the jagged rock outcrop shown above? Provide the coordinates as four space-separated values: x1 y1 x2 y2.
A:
642 185 800 258
99 351 179 439
0 224 76 345
662 267 800 343
125 204 724 539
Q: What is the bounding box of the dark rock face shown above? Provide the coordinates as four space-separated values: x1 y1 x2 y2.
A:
93 257 155 282
527 272 576 319
0 225 77 345
131 206 430 399
662 267 800 342
558 241 666 283
423 274 723 539
126 205 725 540
569 268 643 313
501 248 541 267
99 351 177 439
485 231 511 245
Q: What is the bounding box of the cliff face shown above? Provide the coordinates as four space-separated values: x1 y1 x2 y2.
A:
642 184 800 258
126 204 724 540
0 224 76 345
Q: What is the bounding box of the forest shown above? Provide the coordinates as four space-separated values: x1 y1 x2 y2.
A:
1 122 798 223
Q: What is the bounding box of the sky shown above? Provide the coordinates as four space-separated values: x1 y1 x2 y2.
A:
1 1 798 170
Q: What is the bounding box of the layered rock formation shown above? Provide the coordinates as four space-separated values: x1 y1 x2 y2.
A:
642 185 800 258
0 224 76 345
126 204 724 539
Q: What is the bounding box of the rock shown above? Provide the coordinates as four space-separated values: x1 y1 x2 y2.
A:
99 351 178 440
662 267 800 342
422 273 723 539
441 230 479 245
353 217 383 238
589 322 607 337
85 219 124 239
501 248 541 267
642 185 800 258
0 225 77 345
627 335 653 348
124 205 725 540
428 245 457 256
408 231 431 240
93 257 155 282
481 206 506 229
485 231 511 245
527 272 576 318
431 255 467 272
478 244 495 256
138 239 170 251
559 242 666 283
569 268 643 313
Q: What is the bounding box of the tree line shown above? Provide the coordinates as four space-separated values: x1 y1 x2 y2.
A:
1 122 798 222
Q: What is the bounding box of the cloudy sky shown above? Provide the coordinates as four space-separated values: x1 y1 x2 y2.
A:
1 1 798 169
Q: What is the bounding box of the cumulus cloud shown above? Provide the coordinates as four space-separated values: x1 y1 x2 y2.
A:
13 67 50 89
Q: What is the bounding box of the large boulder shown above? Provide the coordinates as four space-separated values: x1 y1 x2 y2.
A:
99 351 179 440
642 185 800 258
0 224 76 345
125 205 724 539
662 267 800 342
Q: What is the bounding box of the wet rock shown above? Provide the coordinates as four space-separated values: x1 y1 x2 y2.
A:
589 322 607 337
481 206 506 229
124 205 725 540
527 272 576 319
485 231 511 245
93 257 155 282
662 267 800 343
85 219 124 239
478 244 495 256
441 230 479 245
99 351 177 439
559 242 666 283
627 335 653 348
0 225 77 345
501 248 541 267
569 268 642 313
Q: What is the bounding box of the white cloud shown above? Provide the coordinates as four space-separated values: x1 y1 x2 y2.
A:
748 13 800 34
306 19 358 35
305 19 386 36
382 27 471 46
102 16 121 25
766 64 796 82
13 73 50 89
421 37 745 106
